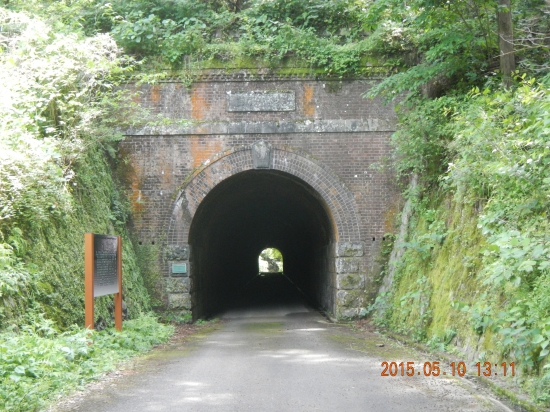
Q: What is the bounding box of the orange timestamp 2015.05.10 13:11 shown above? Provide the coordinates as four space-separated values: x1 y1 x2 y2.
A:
381 361 515 377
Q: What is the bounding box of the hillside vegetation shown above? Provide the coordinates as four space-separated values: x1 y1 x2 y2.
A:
0 7 172 411
1 0 550 409
359 0 550 405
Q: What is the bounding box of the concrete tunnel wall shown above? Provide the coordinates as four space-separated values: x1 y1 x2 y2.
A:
188 169 335 319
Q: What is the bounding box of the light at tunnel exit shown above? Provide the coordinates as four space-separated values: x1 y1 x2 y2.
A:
259 248 283 273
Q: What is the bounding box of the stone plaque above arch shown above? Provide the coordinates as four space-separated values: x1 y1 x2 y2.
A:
226 90 295 112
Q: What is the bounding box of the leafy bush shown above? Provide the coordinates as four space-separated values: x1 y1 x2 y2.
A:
447 76 550 376
4 0 378 75
0 8 153 329
364 0 550 98
380 75 550 405
0 314 173 411
0 8 132 236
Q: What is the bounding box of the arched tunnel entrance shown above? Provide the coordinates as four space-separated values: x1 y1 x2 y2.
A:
188 169 335 319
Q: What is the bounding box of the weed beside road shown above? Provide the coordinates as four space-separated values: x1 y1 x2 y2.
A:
0 314 173 412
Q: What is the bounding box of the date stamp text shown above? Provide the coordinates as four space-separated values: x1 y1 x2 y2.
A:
381 361 516 377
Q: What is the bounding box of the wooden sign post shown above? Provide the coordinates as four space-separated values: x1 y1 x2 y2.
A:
85 233 123 331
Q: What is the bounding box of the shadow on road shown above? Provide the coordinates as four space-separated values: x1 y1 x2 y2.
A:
223 273 312 317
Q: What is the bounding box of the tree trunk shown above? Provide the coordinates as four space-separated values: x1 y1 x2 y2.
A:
497 0 515 88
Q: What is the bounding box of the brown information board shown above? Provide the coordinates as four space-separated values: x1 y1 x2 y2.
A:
85 233 123 331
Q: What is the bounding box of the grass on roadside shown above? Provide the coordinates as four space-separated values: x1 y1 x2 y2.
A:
0 314 174 412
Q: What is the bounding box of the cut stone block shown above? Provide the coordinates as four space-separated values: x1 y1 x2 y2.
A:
336 242 364 257
167 293 191 310
336 257 360 273
339 308 360 319
336 290 364 308
166 245 189 260
337 273 365 290
227 91 295 112
165 277 190 293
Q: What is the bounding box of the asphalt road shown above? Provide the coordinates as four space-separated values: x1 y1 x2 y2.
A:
57 275 512 412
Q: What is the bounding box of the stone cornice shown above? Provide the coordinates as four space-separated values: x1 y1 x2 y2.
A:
124 119 396 136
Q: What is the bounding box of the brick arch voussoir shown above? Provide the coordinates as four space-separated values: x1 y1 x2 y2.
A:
166 145 361 246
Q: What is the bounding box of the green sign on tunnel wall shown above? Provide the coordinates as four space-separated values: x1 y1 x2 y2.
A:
172 263 187 274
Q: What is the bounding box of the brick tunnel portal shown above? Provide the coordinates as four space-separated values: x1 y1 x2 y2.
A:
188 169 335 319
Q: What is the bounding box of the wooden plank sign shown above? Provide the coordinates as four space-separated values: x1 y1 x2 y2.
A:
85 233 123 331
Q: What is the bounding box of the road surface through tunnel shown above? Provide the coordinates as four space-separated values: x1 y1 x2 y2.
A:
188 169 335 320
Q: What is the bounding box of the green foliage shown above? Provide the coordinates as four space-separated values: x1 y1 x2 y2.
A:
446 76 550 380
381 76 550 405
0 246 38 328
378 194 498 359
0 8 133 236
6 0 550 83
364 0 550 99
11 148 153 329
373 9 550 398
133 240 164 309
389 96 460 183
260 247 283 263
372 233 395 286
3 0 550 406
5 0 380 76
163 312 192 325
0 314 173 411
0 8 152 330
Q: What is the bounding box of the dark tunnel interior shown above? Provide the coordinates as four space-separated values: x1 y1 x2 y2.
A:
188 169 336 319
